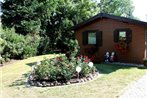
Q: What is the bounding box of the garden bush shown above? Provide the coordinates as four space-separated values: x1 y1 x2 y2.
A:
22 34 40 58
0 28 41 62
76 55 93 76
1 29 24 60
37 36 50 55
0 37 6 63
64 39 80 57
33 55 96 83
34 56 75 81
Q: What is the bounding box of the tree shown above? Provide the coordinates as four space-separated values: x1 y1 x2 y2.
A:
1 0 135 51
1 0 45 35
98 0 134 18
44 0 99 48
1 0 99 49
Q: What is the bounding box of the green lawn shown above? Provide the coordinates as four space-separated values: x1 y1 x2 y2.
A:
1 54 147 98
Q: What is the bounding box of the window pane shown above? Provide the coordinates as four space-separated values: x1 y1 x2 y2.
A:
88 33 96 44
119 31 126 40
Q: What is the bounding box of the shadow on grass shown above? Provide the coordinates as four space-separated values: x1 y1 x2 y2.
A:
27 62 36 67
8 62 37 87
95 63 146 74
9 61 37 87
9 73 30 87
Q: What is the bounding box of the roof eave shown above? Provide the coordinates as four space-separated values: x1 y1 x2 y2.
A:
72 13 147 30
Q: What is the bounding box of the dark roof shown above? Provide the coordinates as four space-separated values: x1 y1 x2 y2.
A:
73 13 147 30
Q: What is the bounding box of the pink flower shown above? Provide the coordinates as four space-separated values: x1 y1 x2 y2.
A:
85 58 90 63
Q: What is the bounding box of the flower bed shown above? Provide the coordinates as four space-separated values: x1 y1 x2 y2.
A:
27 55 98 87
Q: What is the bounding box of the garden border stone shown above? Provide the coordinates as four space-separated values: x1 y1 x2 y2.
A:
26 72 100 88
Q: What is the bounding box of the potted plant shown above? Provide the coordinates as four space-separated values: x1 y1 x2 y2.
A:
143 58 147 67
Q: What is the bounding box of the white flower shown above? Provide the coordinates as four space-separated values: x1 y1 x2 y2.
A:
76 66 82 73
88 62 93 68
36 61 41 65
31 65 36 71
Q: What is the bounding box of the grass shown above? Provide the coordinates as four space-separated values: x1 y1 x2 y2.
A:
0 54 147 98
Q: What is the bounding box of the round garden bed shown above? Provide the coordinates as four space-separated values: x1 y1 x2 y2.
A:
27 55 99 87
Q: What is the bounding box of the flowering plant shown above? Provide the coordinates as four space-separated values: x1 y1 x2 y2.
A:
76 55 95 77
115 40 128 53
81 46 97 62
77 55 91 63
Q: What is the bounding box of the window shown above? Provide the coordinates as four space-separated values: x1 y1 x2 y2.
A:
88 32 96 44
119 31 126 40
83 30 102 47
114 28 132 43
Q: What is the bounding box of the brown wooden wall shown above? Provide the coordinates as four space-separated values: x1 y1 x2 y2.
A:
75 18 147 63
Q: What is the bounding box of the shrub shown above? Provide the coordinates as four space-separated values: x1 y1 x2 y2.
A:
0 28 41 62
0 38 5 52
34 61 49 80
64 39 80 57
0 37 6 63
37 36 50 55
33 55 95 82
76 55 93 77
22 34 40 58
34 56 75 81
1 29 25 59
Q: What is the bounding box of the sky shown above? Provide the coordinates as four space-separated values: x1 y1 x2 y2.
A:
132 0 147 22
0 0 147 22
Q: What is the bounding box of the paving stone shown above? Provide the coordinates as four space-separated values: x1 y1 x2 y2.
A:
119 74 147 98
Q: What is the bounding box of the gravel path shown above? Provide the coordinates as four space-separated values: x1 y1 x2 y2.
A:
119 74 147 98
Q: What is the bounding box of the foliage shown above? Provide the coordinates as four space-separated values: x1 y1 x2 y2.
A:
0 28 40 62
76 55 93 76
64 39 80 57
0 37 6 63
1 29 25 59
98 0 135 18
37 36 50 55
1 0 98 49
34 61 49 80
0 0 136 61
34 56 75 81
23 34 40 58
34 55 94 81
81 46 98 62
143 58 147 62
1 0 41 35
0 38 5 54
